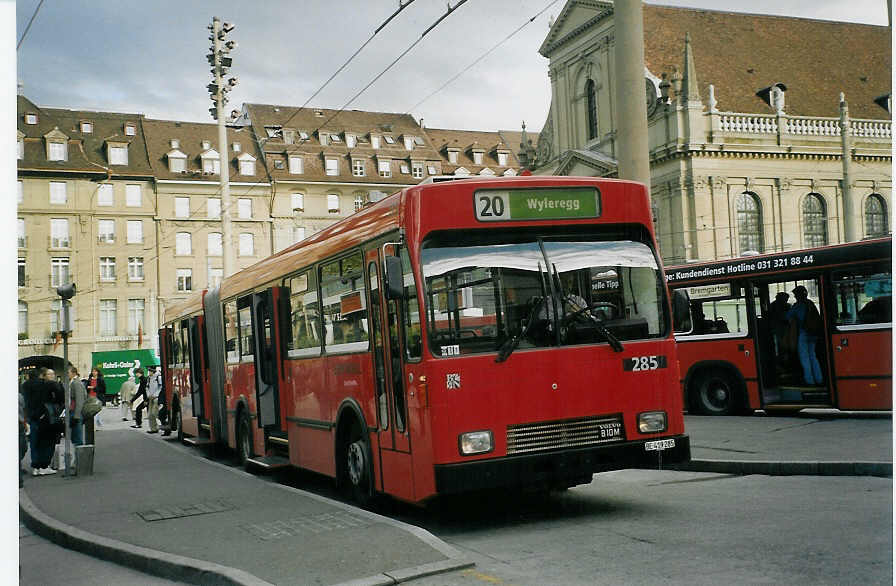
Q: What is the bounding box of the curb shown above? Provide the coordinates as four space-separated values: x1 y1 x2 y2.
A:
19 489 274 586
674 459 893 478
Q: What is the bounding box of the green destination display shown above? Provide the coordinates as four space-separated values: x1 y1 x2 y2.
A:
474 187 600 222
90 349 159 396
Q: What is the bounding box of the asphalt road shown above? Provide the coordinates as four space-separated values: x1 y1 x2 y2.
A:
400 470 892 585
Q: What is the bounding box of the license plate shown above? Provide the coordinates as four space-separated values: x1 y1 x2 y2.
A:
644 438 675 451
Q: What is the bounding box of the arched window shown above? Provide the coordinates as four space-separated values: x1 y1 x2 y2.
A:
586 79 598 141
802 193 827 247
864 194 888 237
736 192 763 254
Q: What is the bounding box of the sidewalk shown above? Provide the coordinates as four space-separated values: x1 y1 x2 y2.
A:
20 409 471 586
678 410 892 477
20 408 891 585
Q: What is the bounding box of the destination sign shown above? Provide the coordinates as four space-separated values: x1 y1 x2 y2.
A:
664 239 891 284
474 187 600 222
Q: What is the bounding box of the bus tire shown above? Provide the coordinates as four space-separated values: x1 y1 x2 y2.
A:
691 369 740 416
340 423 373 507
236 410 252 467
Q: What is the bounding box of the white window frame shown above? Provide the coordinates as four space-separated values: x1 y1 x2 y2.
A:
448 150 458 164
232 142 241 152
24 113 37 125
325 158 339 176
50 218 70 248
175 197 190 218
378 160 391 178
207 197 221 219
98 219 115 243
354 194 365 211
473 151 483 165
50 258 70 287
289 155 303 174
99 300 117 336
97 184 114 206
128 257 144 281
125 184 141 207
291 193 304 213
239 158 255 176
17 218 25 248
404 136 415 150
208 267 223 288
346 134 356 148
18 301 27 335
109 145 129 165
293 226 306 244
239 232 254 256
124 123 136 136
327 194 340 213
208 232 223 256
371 135 381 149
127 220 143 244
176 269 192 292
17 137 24 160
80 121 93 133
99 257 116 282
48 141 67 161
49 181 67 204
497 152 509 166
201 154 221 174
168 153 186 173
238 198 252 219
352 159 365 177
412 162 424 178
175 232 192 255
383 135 395 145
127 299 145 335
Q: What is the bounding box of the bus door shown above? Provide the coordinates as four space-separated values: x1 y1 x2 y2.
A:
251 288 283 429
756 277 832 406
828 265 893 409
187 316 206 420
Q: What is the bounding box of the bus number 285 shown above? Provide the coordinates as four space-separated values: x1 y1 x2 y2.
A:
624 355 668 371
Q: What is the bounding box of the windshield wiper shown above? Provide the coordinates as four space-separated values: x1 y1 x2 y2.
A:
592 318 624 352
495 297 544 363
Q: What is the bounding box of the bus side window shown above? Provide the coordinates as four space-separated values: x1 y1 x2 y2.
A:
833 268 892 327
224 301 239 363
400 248 422 360
671 289 692 333
287 271 321 357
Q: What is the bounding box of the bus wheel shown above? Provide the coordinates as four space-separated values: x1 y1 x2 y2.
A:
342 428 373 507
236 411 252 467
693 369 739 415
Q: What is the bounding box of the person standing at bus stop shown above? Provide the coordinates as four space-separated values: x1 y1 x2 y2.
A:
145 366 162 434
786 285 824 386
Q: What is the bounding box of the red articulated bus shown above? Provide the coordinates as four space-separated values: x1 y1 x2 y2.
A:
666 237 892 415
160 176 690 505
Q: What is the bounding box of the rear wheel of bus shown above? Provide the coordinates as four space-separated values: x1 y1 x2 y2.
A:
691 368 742 415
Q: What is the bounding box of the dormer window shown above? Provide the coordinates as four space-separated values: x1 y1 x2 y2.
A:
108 143 128 165
378 159 391 178
403 136 415 150
201 140 211 150
170 139 180 149
371 135 381 149
265 126 281 138
447 148 459 164
282 129 296 144
329 133 341 143
201 149 220 174
238 152 256 175
80 121 93 133
427 164 437 175
232 142 241 152
299 130 309 141
289 155 303 174
473 151 483 165
24 113 37 125
414 136 425 146
124 123 136 136
167 149 186 173
45 128 70 162
400 163 410 174
497 152 509 166
346 133 356 148
325 157 339 176
319 132 329 147
383 135 395 145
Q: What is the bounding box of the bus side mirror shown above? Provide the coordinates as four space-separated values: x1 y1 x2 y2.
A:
672 289 692 333
384 255 404 300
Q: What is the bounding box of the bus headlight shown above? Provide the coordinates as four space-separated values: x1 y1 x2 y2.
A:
459 430 493 455
638 411 667 433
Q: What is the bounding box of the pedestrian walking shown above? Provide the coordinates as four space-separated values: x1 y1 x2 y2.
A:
146 366 162 434
119 374 137 421
23 368 63 476
19 389 28 487
786 285 824 386
87 367 107 405
67 366 87 446
131 367 147 429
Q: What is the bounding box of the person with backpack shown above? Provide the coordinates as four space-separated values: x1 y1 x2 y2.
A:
786 285 824 386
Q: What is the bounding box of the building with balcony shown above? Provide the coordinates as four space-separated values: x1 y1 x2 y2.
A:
527 1 891 263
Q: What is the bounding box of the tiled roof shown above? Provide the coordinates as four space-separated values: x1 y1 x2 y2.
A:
142 118 265 182
17 95 153 176
642 5 890 119
424 128 523 175
243 103 443 184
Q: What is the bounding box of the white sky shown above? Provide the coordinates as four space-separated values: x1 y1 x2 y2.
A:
14 0 891 132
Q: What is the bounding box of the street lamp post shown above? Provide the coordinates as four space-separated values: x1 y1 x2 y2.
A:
56 282 76 476
208 17 238 277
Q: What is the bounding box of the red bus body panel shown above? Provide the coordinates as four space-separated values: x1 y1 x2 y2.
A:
832 329 892 409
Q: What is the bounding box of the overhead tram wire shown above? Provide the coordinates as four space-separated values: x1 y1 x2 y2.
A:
17 0 45 50
403 0 562 116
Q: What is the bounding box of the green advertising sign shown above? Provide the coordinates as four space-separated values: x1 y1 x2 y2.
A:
90 349 159 395
474 187 601 222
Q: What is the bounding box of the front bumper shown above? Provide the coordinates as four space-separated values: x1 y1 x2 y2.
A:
434 434 690 495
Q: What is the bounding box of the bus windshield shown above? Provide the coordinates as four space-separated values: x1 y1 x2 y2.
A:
421 234 667 357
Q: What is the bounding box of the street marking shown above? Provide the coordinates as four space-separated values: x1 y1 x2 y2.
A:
462 569 504 583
